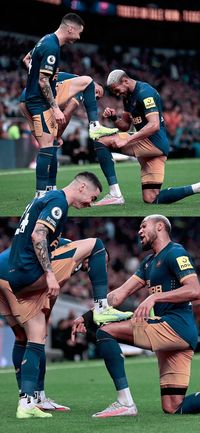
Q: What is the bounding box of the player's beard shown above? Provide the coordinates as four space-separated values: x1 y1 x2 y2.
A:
142 230 157 251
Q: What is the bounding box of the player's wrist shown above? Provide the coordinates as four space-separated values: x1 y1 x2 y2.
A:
110 114 118 122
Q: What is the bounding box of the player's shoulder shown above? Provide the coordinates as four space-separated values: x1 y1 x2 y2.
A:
137 80 156 97
0 246 11 262
141 252 154 267
36 33 59 52
168 241 187 255
39 190 67 210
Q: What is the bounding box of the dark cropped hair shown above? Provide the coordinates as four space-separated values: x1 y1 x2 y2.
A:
61 13 85 28
75 172 102 192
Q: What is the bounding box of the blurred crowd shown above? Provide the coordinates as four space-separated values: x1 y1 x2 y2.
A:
0 32 200 163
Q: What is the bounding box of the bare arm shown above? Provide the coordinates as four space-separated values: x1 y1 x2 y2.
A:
31 222 60 296
39 72 65 125
31 222 52 271
108 275 144 307
39 72 58 109
103 107 132 131
125 112 160 144
153 275 200 304
134 275 200 319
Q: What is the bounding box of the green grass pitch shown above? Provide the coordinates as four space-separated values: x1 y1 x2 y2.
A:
1 355 200 433
0 158 199 216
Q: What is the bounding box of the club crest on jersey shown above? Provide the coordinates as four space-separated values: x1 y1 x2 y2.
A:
176 256 193 271
156 260 162 268
143 97 156 109
51 207 62 220
47 55 56 65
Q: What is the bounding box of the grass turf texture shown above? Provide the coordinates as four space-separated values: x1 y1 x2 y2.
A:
1 355 200 433
0 158 199 216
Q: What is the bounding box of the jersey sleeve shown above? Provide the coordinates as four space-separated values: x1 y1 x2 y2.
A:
39 46 58 76
37 198 67 232
139 87 159 116
167 246 197 282
133 256 150 283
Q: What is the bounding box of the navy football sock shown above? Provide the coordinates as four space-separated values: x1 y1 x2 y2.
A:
21 342 45 397
154 185 193 204
94 141 118 186
12 341 26 390
96 329 128 390
36 147 54 191
175 393 200 414
36 347 46 392
82 81 98 122
48 144 58 187
88 238 108 300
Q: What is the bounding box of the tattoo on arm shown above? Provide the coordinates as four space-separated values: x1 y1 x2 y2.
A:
39 73 58 108
32 225 52 272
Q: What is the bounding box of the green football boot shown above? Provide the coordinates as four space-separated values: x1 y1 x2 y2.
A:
93 306 133 325
89 125 119 140
16 404 52 419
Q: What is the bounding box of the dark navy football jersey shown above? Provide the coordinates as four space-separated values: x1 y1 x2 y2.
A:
25 33 60 112
8 190 68 290
0 247 11 280
123 81 169 156
134 241 198 350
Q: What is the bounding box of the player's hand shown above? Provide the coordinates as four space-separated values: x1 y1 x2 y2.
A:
46 271 60 297
71 316 86 343
110 135 129 149
133 295 156 321
57 137 63 147
53 107 66 126
103 107 116 118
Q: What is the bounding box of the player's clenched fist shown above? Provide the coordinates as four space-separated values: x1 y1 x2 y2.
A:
103 107 116 118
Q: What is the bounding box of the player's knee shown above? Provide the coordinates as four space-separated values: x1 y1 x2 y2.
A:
161 395 183 414
142 189 159 204
12 325 27 344
92 238 105 254
82 75 93 87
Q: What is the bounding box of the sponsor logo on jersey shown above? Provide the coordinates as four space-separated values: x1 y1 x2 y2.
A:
47 55 56 65
143 97 156 109
51 207 62 220
176 256 193 271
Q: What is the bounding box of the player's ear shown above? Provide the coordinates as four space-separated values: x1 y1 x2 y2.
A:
157 222 163 232
79 182 86 192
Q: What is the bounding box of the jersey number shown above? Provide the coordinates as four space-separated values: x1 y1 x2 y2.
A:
15 213 30 235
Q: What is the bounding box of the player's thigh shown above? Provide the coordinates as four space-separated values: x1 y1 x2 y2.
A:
101 319 137 345
67 76 92 99
24 310 47 343
99 133 134 155
32 109 58 147
0 280 24 324
19 102 35 135
138 155 166 202
62 98 79 122
51 239 96 284
157 348 193 413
